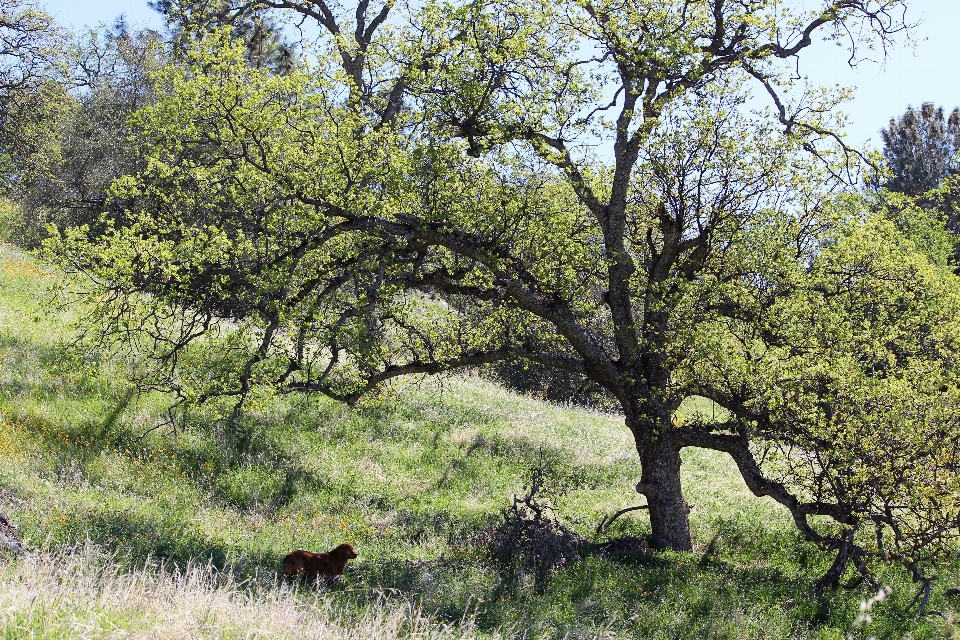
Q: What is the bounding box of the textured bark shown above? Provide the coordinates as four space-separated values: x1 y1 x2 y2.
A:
635 439 692 551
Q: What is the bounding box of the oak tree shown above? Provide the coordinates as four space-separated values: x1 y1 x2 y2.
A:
48 0 960 596
0 0 59 95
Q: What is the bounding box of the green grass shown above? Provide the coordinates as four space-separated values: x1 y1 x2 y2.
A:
0 242 957 638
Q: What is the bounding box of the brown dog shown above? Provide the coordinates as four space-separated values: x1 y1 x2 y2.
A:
282 543 358 583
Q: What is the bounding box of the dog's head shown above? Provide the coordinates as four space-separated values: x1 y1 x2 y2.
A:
333 543 358 559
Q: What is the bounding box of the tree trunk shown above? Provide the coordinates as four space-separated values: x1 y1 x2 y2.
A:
635 438 693 551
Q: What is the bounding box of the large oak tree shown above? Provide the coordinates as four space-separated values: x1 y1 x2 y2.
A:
49 0 960 596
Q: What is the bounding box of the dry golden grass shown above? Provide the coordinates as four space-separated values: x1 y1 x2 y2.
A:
0 543 498 639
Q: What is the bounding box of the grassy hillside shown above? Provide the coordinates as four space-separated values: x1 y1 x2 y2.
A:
0 242 956 639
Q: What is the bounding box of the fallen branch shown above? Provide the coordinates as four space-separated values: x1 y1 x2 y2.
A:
595 504 649 537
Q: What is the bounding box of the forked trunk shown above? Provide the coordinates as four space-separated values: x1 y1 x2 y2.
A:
635 438 692 551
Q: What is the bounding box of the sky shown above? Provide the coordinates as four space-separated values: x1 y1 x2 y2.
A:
40 0 960 150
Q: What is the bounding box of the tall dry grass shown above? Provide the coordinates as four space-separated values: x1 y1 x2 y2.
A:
0 543 497 639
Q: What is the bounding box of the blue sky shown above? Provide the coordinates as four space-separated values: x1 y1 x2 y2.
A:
43 0 960 150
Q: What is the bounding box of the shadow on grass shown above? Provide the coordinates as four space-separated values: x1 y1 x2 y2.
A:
47 508 231 571
0 333 105 401
290 388 515 447
6 392 340 517
21 486 891 640
433 433 567 491
335 540 853 638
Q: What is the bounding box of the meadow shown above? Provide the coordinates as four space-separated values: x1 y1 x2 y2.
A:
0 241 956 638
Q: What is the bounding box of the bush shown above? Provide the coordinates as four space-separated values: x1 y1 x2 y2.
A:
483 458 584 576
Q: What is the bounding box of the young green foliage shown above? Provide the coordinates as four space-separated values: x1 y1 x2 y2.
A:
47 0 960 598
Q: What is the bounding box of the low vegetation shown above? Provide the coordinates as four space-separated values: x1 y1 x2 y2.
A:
0 543 489 639
1 246 958 638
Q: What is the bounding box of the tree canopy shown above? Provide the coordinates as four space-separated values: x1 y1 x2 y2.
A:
44 0 960 599
0 0 59 95
876 103 960 263
0 0 61 223
2 21 164 246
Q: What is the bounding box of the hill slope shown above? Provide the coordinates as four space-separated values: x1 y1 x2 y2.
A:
0 243 953 638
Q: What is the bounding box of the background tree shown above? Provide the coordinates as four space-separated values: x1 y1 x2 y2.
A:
876 103 960 266
1 0 303 249
48 0 960 599
881 102 960 196
149 0 295 74
1 21 164 247
0 0 61 219
0 0 59 96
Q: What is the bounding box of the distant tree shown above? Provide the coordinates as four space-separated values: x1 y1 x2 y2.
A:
149 0 295 74
0 0 60 96
881 102 960 196
2 22 165 246
0 0 62 200
484 357 619 411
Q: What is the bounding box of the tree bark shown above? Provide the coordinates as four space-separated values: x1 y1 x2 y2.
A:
634 437 693 551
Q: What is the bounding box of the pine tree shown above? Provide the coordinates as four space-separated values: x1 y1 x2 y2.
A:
149 0 295 75
881 102 960 195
